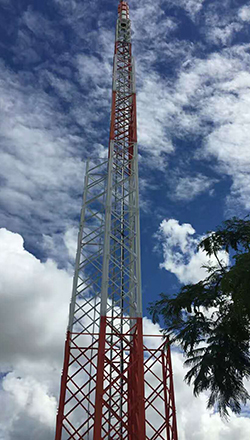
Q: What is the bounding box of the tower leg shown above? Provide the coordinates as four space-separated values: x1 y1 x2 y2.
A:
128 318 146 440
55 331 70 440
93 316 107 440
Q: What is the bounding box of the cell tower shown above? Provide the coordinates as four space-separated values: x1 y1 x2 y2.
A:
55 1 178 439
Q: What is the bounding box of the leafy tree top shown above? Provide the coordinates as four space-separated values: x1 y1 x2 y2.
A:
149 217 250 418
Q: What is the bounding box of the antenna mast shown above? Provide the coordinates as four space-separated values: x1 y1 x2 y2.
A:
55 2 178 439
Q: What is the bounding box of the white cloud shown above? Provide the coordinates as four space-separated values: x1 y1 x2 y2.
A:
131 1 177 42
63 226 78 260
0 1 185 255
0 228 72 438
239 5 250 22
203 3 244 47
177 0 205 18
207 22 243 46
0 59 87 263
135 33 249 180
171 174 217 201
3 0 250 263
0 371 57 440
165 0 205 19
202 67 250 212
0 228 71 366
137 73 175 165
0 228 249 439
0 4 117 265
167 46 250 213
3 374 56 427
22 6 59 40
76 54 112 104
2 1 250 436
157 219 229 284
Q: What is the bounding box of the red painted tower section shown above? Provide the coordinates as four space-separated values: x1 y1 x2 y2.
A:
55 1 178 439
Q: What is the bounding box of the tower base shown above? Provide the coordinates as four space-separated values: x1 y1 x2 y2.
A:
55 323 178 440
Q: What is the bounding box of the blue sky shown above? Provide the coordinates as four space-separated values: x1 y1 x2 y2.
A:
1 0 250 439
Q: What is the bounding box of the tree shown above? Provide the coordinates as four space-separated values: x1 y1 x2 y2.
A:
149 217 250 418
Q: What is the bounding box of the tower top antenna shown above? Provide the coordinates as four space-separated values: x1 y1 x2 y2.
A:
118 0 129 19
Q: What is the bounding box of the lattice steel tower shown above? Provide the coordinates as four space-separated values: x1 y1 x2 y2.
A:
55 1 178 439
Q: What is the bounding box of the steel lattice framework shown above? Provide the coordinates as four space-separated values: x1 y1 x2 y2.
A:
55 2 178 439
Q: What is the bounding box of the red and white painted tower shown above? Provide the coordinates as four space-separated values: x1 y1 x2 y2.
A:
55 1 178 439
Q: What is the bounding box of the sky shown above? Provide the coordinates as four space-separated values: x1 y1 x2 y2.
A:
1 0 250 438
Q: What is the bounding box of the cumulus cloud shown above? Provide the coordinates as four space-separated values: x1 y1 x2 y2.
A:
157 219 229 284
170 174 217 201
0 228 71 366
3 374 56 427
0 228 250 439
2 0 250 437
0 373 57 440
0 228 72 438
239 4 250 22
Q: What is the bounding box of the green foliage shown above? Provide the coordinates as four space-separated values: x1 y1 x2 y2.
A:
149 217 250 418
